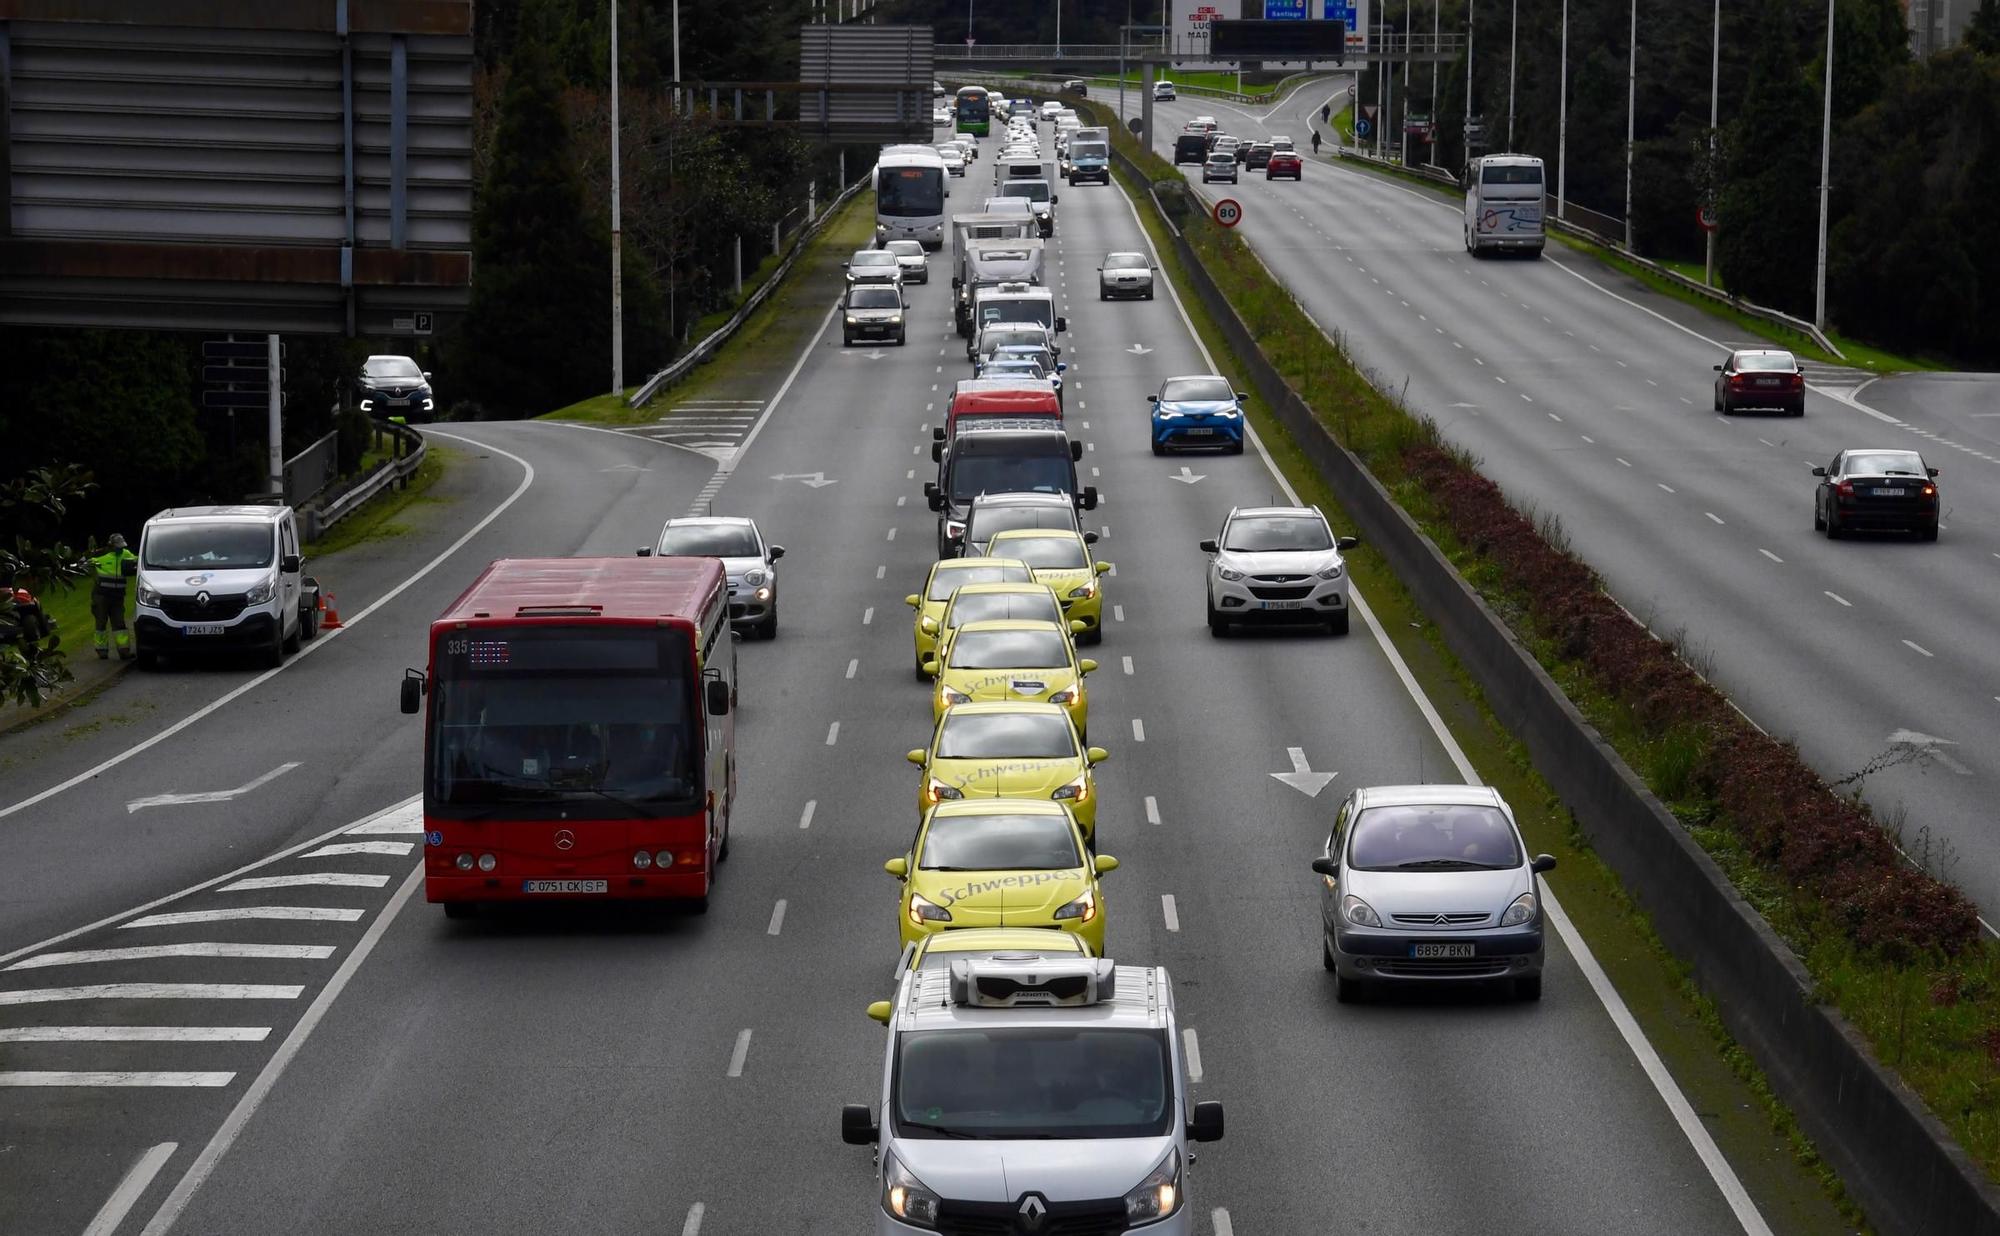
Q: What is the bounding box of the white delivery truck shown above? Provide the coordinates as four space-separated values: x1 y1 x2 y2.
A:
1464 154 1546 258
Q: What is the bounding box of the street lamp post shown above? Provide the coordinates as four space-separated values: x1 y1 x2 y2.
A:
1465 0 1475 171
1507 0 1517 149
1706 0 1719 286
610 0 623 395
1623 0 1636 250
1814 0 1833 329
1557 0 1568 218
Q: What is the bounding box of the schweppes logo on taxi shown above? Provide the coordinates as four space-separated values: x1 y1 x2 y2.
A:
934 869 1083 907
941 759 1069 789
956 672 1058 696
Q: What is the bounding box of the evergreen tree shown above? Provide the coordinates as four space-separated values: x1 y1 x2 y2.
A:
1829 0 1911 120
457 37 609 417
1717 1 1821 313
1970 0 2000 56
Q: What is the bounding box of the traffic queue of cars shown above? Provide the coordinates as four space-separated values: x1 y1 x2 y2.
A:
1176 117 1301 182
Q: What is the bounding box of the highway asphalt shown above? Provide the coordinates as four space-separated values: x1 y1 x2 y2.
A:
1149 83 2000 922
1 123 1802 1234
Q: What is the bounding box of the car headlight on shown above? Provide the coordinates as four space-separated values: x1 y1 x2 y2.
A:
359 398 373 411
1317 564 1344 581
1051 773 1090 803
1067 580 1096 599
1047 687 1076 704
925 779 964 803
1501 891 1539 927
743 568 766 587
137 583 161 608
1341 894 1382 928
1123 1147 1183 1222
755 587 771 601
1052 887 1096 923
1215 565 1246 582
845 315 859 325
882 1151 943 1228
244 576 276 605
938 685 972 706
907 893 953 926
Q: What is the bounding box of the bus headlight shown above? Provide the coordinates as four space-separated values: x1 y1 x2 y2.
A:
454 853 474 871
633 851 653 869
476 853 497 872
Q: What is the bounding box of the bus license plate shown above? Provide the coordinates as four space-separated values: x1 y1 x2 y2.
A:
1411 942 1475 959
522 880 607 894
184 625 226 636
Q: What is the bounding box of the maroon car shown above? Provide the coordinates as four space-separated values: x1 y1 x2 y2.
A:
1813 448 1940 541
1265 150 1303 180
1714 348 1804 415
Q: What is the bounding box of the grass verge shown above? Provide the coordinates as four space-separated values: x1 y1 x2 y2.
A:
1083 69 1279 97
306 444 451 557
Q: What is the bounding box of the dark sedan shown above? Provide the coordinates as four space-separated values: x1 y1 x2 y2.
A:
1714 348 1804 416
1813 449 1940 541
1241 142 1274 169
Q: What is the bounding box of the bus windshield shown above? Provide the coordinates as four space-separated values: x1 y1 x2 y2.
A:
425 625 700 819
879 166 945 218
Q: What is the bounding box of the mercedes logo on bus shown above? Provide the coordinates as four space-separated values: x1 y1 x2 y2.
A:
553 829 575 851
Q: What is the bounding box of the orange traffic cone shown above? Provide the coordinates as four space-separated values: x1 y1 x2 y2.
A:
320 593 343 630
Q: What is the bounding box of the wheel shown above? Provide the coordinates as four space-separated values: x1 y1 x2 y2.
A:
1826 508 1844 539
718 818 731 862
442 902 476 921
1206 598 1227 637
1080 626 1102 647
265 624 286 668
842 333 853 347
1812 502 1825 532
135 648 159 671
687 895 710 916
1326 609 1351 637
1150 439 1165 456
756 610 778 639
1227 439 1244 455
1100 288 1108 301
299 601 320 642
896 330 907 346
1333 970 1364 1004
1791 402 1805 418
1921 521 1939 543
915 652 931 679
1322 935 1338 972
282 612 301 654
1514 974 1543 1002
1712 389 1721 412
1145 289 1154 300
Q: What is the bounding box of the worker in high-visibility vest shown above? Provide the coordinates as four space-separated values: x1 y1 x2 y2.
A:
90 534 138 661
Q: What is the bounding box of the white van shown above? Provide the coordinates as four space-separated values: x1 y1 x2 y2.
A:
843 956 1223 1234
134 504 317 668
1465 153 1546 257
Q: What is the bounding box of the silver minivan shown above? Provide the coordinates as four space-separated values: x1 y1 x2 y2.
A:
134 504 314 668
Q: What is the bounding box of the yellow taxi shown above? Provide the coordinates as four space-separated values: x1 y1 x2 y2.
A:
885 799 1117 952
868 927 1097 1024
925 619 1096 738
985 529 1110 645
907 701 1108 843
928 580 1081 666
905 556 1035 675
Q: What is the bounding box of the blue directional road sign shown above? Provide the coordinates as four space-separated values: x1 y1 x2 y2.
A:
1322 0 1358 30
1354 116 1372 139
1266 0 1306 19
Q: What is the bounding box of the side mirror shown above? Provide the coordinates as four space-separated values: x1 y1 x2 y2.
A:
398 671 425 715
866 1001 893 1025
1069 619 1085 633
1086 746 1109 765
1147 394 1160 403
1071 441 1084 462
1712 363 1723 371
422 371 433 380
705 678 731 716
921 657 939 675
1336 535 1360 551
841 261 850 268
1199 538 1218 553
1080 487 1099 511
933 427 947 442
884 857 909 878
1531 853 1558 875
1094 561 1111 575
1928 466 1941 477
905 594 923 609
280 554 302 574
769 545 785 560
1094 854 1119 874
1078 658 1098 675
952 276 962 288
841 1103 880 1146
635 546 654 557
1055 316 1068 333
1310 856 1340 878
1234 391 1249 402
1189 1100 1225 1143
906 749 928 765
1051 194 1060 204
1810 466 1827 477
1083 531 1098 544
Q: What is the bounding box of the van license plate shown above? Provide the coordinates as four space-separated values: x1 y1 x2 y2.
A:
522 880 607 894
184 625 226 636
1411 942 1476 959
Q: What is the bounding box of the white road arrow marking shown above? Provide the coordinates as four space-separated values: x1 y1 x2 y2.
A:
1270 748 1338 797
126 763 300 814
769 472 839 488
1170 466 1206 484
1126 344 1154 355
1887 729 1973 775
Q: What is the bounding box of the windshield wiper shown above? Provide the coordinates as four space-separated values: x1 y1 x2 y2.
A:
1392 858 1489 870
898 1121 984 1139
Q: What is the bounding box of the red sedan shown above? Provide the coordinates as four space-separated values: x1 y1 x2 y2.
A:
1265 150 1303 181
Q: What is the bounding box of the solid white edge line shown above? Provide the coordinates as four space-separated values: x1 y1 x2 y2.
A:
0 797 418 966
82 1140 178 1236
1117 157 1771 1236
0 1026 269 1043
137 862 424 1236
3 1071 232 1087
0 435 534 824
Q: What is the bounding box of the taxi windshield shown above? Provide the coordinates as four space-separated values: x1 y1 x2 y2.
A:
946 590 1061 627
935 712 1076 758
994 536 1087 569
920 812 1080 870
928 563 1033 601
894 1027 1173 1139
948 629 1070 669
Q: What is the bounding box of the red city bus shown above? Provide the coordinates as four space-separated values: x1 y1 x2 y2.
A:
399 557 737 916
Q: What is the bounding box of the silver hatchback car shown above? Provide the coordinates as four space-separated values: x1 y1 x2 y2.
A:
645 516 785 639
1311 784 1555 1003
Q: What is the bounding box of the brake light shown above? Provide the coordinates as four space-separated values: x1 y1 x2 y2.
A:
1729 374 1750 386
1837 481 1856 497
1922 484 1936 497
1790 374 1804 388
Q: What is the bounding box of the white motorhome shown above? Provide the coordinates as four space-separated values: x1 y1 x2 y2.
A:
875 146 950 248
953 239 1047 336
1464 154 1545 258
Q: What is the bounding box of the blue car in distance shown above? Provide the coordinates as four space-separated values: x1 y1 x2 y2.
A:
1149 374 1247 455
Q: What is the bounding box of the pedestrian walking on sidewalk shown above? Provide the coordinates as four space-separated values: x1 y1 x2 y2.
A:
90 534 137 661
1311 129 1322 155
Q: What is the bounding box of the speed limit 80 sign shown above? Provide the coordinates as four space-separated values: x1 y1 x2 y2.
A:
1212 198 1243 228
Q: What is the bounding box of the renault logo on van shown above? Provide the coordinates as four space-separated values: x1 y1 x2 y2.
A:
195 591 211 607
1016 1193 1048 1231
553 829 575 851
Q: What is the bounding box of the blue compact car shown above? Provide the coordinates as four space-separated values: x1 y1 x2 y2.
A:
1149 374 1247 455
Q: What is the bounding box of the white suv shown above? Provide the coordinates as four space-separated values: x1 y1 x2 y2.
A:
1200 505 1359 636
843 956 1223 1233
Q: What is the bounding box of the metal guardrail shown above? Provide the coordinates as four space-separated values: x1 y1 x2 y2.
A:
282 430 339 507
1331 146 1845 359
301 421 426 542
630 176 868 409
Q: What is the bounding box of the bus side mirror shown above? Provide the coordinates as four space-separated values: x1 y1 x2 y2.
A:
399 670 425 715
705 678 731 717
842 1103 879 1145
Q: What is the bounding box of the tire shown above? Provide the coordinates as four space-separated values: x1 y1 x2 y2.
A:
842 333 853 347
1921 521 1940 543
687 895 710 916
442 902 476 921
1150 439 1165 456
282 612 301 654
757 610 778 639
1333 970 1364 1004
299 601 320 642
1791 402 1805 418
1327 609 1350 637
1100 288 1108 301
135 648 159 671
265 624 286 668
1712 389 1721 412
1080 626 1102 647
915 652 931 680
1826 508 1844 540
1515 974 1544 1002
1322 935 1337 972
1812 502 1825 532
1206 598 1227 638
1145 289 1155 300
1227 439 1244 455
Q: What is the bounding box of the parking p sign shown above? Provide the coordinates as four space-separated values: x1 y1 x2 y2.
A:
1212 198 1243 228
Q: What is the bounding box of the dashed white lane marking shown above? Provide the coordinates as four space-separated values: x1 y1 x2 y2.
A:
906 469 914 479
123 907 362 929
799 800 817 830
862 607 875 625
7 943 335 971
681 1203 706 1236
1825 591 1852 607
219 874 388 892
826 722 841 746
1616 457 1632 467
84 1142 181 1236
1132 718 1146 742
1121 656 1134 675
897 495 906 507
726 1028 753 1078
1579 434 1593 443
0 1026 268 1043
1657 483 1677 494
1112 605 1125 622
1161 895 1180 932
886 527 898 541
1705 512 1725 525
2 1072 231 1088
1091 466 1100 477
1182 1028 1204 1082
846 659 859 679
876 565 886 579
767 900 787 936
1213 1209 1235 1236
1520 393 1533 402
0 984 303 1005
298 841 412 860
1904 640 1934 658
1759 549 1784 564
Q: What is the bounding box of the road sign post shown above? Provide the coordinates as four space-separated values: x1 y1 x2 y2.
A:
1696 203 1719 233
1212 198 1243 228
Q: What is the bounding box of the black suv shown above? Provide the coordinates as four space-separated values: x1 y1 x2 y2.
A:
355 354 435 421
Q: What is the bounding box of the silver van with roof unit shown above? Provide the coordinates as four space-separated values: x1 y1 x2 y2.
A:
133 503 316 669
843 955 1223 1234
